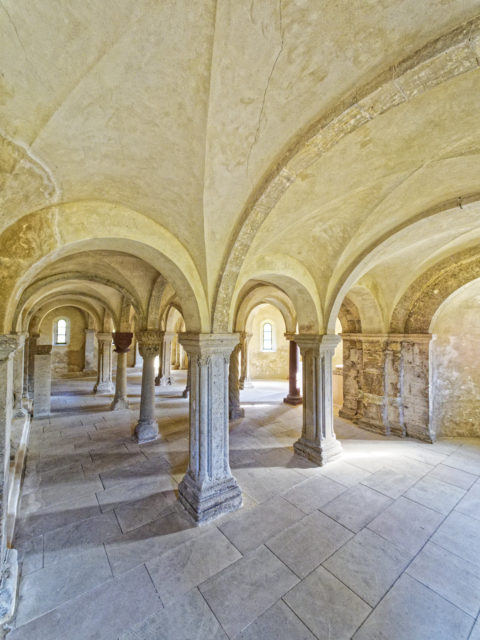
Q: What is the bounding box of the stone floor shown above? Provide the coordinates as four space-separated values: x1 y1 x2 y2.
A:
6 371 480 640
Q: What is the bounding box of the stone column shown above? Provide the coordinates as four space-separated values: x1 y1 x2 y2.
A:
23 337 29 399
93 333 114 394
229 344 244 419
178 333 242 523
154 338 163 386
111 332 133 411
135 330 163 443
238 332 253 389
33 345 52 418
13 335 27 418
294 334 342 466
83 329 96 374
182 360 190 398
27 333 40 397
172 336 180 370
158 332 173 386
284 336 302 405
0 336 17 566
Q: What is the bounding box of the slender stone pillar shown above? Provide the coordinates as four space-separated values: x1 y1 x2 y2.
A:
229 344 244 419
172 336 180 370
158 332 173 386
0 336 17 566
23 337 29 399
13 335 28 418
135 330 163 443
178 333 242 523
154 338 163 386
83 329 96 374
238 332 253 389
294 334 343 466
111 332 133 411
182 360 190 398
33 345 52 418
284 336 303 405
27 333 40 397
134 340 143 370
93 333 114 394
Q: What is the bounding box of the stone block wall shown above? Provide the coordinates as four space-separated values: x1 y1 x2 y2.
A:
248 304 289 379
39 306 86 377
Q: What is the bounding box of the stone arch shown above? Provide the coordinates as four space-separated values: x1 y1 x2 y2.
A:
146 275 168 329
234 284 297 334
28 298 102 335
229 254 322 333
0 201 209 333
338 296 362 334
212 16 480 332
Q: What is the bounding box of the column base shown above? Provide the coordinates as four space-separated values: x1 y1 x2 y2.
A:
94 381 114 394
14 407 29 419
283 394 303 406
158 376 171 387
239 378 254 389
294 436 343 466
135 419 159 443
229 406 245 420
182 388 189 398
110 397 129 411
178 471 243 524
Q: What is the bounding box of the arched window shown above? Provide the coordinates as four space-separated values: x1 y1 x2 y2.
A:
262 322 274 351
54 318 69 345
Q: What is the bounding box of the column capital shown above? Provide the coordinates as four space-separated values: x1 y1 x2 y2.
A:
113 332 133 353
0 335 19 361
36 344 52 356
295 333 340 353
137 330 163 357
284 332 296 341
29 332 40 339
96 332 113 344
85 328 96 334
179 333 239 357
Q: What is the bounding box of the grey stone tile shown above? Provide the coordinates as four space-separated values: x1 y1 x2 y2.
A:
323 528 412 606
98 456 171 490
17 535 43 576
431 511 480 569
321 484 392 532
318 460 373 487
353 574 474 640
470 617 480 640
442 452 480 476
20 470 103 512
146 527 241 605
404 475 466 515
120 588 226 640
266 510 353 578
43 511 121 564
105 506 199 575
235 600 316 640
9 565 162 640
16 492 101 541
15 546 113 626
455 479 480 521
282 475 346 513
427 464 478 490
200 545 298 638
218 495 305 553
407 541 480 617
114 488 177 533
368 497 444 554
361 467 419 499
233 466 304 503
284 565 371 640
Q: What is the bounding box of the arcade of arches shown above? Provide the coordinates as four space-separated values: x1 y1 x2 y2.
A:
1 3 480 639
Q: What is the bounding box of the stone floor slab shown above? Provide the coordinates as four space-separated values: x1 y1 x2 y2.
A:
454 479 480 521
282 474 347 513
353 574 474 640
427 463 478 490
368 496 444 554
404 475 466 515
200 545 298 638
361 467 419 499
218 495 305 554
321 484 392 532
266 510 353 578
284 565 371 640
430 510 480 569
146 527 241 606
235 600 316 640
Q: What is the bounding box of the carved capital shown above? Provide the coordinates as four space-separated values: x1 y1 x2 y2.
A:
179 333 239 359
36 344 52 356
0 335 19 361
113 332 133 353
137 330 163 358
96 332 113 345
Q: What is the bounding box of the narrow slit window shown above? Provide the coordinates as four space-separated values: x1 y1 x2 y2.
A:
262 322 273 351
55 319 67 345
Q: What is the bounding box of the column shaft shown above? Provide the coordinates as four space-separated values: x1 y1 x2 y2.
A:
284 338 302 405
83 329 97 374
33 345 52 418
27 333 40 397
111 332 133 411
238 332 253 389
229 344 244 419
94 333 114 394
135 330 163 443
294 334 342 466
13 336 27 418
178 333 242 523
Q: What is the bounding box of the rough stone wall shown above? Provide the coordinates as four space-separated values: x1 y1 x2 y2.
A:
339 337 363 420
248 304 288 380
357 337 387 433
430 296 480 437
38 306 86 377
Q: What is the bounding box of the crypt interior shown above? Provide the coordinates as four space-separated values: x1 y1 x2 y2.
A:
0 2 480 639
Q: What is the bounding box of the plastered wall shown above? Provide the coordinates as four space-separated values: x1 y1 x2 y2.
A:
430 294 480 437
38 306 86 377
248 304 288 380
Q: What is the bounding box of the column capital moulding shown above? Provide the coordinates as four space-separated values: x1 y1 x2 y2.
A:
112 332 133 353
0 336 19 361
35 345 52 356
295 333 341 352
